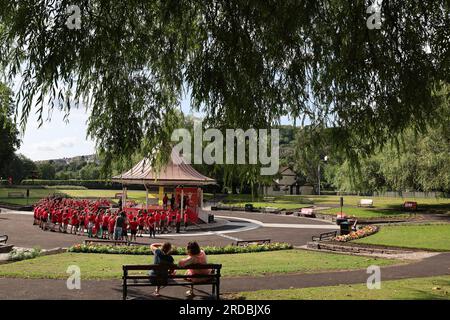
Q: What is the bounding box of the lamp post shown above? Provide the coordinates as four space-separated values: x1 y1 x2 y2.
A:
318 155 328 196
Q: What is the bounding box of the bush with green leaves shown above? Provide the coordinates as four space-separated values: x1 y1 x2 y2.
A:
68 243 293 256
9 247 42 262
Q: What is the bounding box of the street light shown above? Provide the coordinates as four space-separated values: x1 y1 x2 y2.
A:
318 155 328 196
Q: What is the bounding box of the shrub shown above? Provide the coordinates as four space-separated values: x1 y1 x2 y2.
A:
68 242 293 255
9 247 42 261
20 179 127 190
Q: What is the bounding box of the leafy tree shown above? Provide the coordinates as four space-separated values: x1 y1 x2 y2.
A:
37 162 56 180
329 126 450 193
0 82 20 178
1 1 449 172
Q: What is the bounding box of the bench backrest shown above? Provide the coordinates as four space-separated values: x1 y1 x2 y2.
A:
404 201 417 207
320 231 337 238
359 199 373 205
301 208 314 214
236 239 270 246
84 239 128 245
123 264 222 276
8 192 25 198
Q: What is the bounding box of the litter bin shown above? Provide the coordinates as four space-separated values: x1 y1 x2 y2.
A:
208 214 215 223
245 204 254 212
340 221 351 235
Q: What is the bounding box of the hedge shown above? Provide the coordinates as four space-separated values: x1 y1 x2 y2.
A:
20 179 129 190
68 242 293 255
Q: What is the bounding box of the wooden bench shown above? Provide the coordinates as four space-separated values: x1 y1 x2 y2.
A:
7 192 25 198
263 207 280 214
115 193 123 199
84 239 129 246
235 239 271 246
403 201 418 211
298 207 315 217
122 264 222 300
357 199 373 207
311 231 338 242
0 235 8 244
263 197 275 202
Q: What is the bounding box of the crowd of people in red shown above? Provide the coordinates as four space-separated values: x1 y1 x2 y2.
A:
33 197 192 241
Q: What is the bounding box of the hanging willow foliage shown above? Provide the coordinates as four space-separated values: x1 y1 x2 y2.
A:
0 1 449 172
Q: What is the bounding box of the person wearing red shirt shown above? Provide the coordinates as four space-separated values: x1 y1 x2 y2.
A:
129 217 139 242
102 213 110 239
33 207 39 225
175 211 181 233
160 211 168 234
62 210 69 233
70 213 79 235
78 213 85 236
147 214 156 238
87 213 96 238
137 214 145 237
154 211 161 234
51 209 58 232
56 210 63 232
108 214 116 240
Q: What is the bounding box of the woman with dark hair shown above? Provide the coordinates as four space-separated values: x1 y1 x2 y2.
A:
150 242 175 296
178 241 210 297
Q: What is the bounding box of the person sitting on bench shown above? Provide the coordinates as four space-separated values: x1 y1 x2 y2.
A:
150 242 175 297
178 241 211 297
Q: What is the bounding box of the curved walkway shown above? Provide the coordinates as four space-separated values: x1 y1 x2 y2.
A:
0 252 449 300
0 208 336 248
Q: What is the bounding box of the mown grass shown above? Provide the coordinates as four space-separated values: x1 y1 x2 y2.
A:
0 188 158 205
230 276 450 300
0 250 401 280
354 224 450 251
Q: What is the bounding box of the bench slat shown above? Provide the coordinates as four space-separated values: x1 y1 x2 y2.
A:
123 264 221 271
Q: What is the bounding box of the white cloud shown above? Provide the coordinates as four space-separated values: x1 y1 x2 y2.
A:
34 137 77 152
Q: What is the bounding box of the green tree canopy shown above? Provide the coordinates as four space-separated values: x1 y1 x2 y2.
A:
0 1 449 171
0 82 20 178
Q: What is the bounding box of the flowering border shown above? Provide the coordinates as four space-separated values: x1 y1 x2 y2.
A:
68 242 293 255
333 225 379 242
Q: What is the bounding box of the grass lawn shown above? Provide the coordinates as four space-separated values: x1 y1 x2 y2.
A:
319 207 410 219
0 250 401 280
219 194 450 217
230 276 450 300
355 224 450 251
0 188 157 205
223 201 311 210
2 187 449 216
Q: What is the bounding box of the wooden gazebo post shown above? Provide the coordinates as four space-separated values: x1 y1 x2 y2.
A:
180 185 184 220
144 184 149 209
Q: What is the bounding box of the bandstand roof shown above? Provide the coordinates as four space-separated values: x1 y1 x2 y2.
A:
111 153 216 186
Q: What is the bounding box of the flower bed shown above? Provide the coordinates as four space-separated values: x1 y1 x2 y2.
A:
333 225 378 242
68 242 293 255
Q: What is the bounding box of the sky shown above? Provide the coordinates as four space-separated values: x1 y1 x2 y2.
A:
17 94 294 161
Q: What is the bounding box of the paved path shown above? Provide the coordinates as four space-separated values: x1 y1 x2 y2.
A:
0 252 449 300
0 208 336 249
